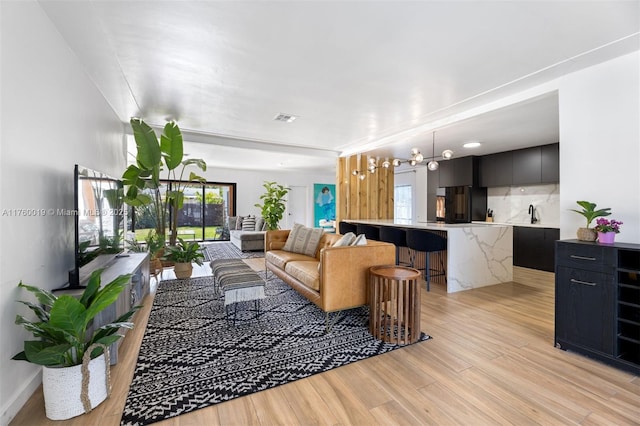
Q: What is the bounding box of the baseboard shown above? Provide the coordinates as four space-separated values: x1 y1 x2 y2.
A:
1 369 41 426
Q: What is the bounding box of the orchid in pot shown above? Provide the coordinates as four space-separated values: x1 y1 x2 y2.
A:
594 218 623 244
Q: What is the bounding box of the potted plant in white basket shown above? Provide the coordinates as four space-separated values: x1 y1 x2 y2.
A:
163 237 205 279
12 269 139 420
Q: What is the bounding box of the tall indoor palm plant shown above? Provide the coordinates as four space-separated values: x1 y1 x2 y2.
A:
122 118 207 245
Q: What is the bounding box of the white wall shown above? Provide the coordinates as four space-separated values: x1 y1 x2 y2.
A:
197 167 335 228
559 51 640 242
0 2 126 423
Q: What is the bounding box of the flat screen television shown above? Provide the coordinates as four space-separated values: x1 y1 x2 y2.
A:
67 164 125 289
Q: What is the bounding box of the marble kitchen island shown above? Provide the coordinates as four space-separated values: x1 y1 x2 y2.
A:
344 219 513 293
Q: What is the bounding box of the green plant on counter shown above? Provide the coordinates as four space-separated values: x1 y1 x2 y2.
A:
570 200 611 228
12 269 139 367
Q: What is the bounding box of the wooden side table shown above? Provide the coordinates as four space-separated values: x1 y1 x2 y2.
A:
369 265 421 345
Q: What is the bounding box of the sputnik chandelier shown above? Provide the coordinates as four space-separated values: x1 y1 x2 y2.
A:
351 131 454 179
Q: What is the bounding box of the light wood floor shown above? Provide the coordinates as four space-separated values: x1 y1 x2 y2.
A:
10 265 640 425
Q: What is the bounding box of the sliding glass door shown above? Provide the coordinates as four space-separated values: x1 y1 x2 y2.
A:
129 181 236 243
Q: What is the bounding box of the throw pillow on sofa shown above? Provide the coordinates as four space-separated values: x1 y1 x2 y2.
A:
235 216 246 230
351 234 367 246
283 223 324 257
333 232 356 247
242 216 256 231
255 217 265 232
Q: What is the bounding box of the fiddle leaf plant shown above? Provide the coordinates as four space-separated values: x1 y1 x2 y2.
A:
570 200 611 228
12 269 140 367
254 181 290 230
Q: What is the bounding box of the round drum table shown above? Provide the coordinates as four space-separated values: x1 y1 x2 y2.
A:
369 265 422 345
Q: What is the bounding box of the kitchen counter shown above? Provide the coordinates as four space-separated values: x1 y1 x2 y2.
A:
472 221 560 229
344 219 512 293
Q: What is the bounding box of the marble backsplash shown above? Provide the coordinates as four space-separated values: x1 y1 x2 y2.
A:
487 183 560 227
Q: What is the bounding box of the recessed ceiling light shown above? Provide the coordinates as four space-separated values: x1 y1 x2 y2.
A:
274 113 298 123
463 142 481 148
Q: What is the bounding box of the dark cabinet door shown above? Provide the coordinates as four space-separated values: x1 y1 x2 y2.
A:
541 228 560 272
541 143 560 183
512 146 542 185
438 156 474 187
513 227 559 272
479 151 512 187
556 266 615 355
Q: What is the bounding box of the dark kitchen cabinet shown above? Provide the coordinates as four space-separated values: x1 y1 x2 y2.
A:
541 143 560 183
555 240 640 375
479 151 512 187
438 156 478 188
479 143 559 187
513 226 558 272
512 146 541 185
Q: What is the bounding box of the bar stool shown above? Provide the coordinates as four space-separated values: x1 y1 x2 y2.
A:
338 221 357 235
405 229 447 291
379 226 411 266
356 223 380 241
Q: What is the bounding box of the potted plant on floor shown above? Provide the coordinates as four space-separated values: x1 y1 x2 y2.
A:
254 181 290 230
570 200 611 241
12 270 139 420
163 237 205 279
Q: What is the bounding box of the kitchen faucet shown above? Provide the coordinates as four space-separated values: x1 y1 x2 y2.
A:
528 204 538 224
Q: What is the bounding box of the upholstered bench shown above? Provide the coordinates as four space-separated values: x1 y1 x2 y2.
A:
210 259 265 323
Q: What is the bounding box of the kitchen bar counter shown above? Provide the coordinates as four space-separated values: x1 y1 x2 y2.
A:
472 220 560 229
344 219 513 293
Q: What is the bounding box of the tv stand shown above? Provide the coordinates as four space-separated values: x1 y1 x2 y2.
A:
53 253 150 364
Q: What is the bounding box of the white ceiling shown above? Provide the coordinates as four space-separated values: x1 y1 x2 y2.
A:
39 0 639 172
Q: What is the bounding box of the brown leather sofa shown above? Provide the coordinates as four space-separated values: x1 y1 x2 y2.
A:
264 230 395 315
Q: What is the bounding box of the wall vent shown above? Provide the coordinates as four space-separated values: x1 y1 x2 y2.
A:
274 113 298 123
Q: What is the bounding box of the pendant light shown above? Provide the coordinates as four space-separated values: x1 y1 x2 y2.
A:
427 131 439 171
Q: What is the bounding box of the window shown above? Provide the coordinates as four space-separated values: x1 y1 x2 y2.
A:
395 185 412 221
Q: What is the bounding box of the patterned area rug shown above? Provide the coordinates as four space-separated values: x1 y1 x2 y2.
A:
201 241 264 262
120 275 430 425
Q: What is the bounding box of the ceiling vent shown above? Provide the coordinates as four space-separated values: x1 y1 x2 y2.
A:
274 113 298 123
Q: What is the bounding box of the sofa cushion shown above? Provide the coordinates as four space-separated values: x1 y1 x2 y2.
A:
255 217 265 232
333 232 356 247
283 223 324 257
265 249 315 270
230 230 265 241
285 261 320 291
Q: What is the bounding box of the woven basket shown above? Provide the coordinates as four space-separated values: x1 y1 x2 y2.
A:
42 345 111 420
174 262 193 279
576 227 597 242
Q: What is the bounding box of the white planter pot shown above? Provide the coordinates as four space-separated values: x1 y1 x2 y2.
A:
42 353 110 420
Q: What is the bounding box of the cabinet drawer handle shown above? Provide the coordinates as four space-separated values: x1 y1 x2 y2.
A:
570 255 597 261
570 278 597 286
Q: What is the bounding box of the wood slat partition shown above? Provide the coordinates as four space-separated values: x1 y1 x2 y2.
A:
336 155 395 223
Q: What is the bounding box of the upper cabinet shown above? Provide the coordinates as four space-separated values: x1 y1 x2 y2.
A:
479 151 513 187
479 143 559 187
541 143 560 183
438 156 478 187
512 146 542 185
